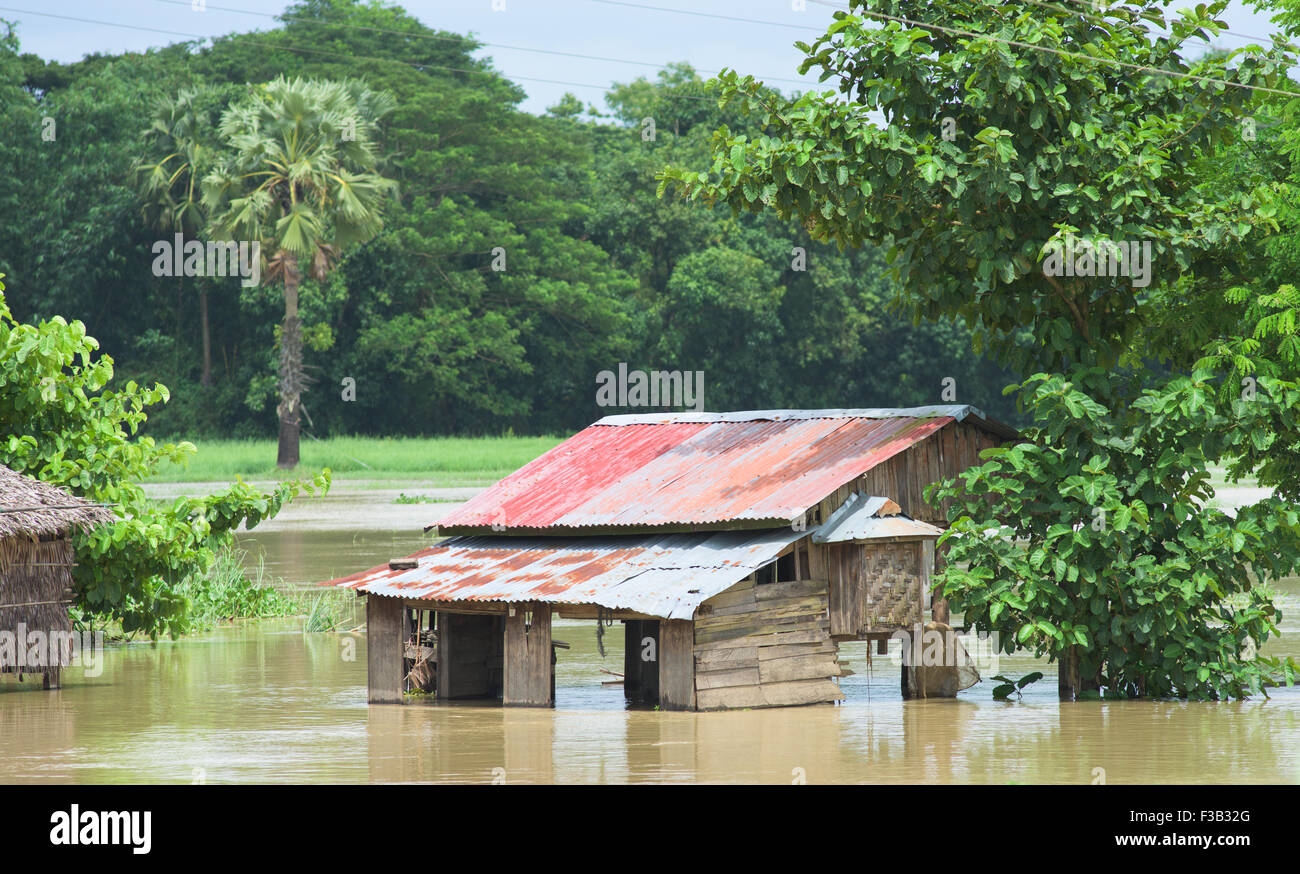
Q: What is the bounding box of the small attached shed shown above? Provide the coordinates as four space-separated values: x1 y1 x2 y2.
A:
0 464 114 689
323 406 1013 710
815 494 945 641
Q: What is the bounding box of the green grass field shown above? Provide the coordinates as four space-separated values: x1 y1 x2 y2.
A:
145 435 566 485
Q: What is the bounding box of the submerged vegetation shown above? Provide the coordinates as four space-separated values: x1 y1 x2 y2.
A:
71 544 300 638
303 590 361 633
180 545 299 628
70 543 360 638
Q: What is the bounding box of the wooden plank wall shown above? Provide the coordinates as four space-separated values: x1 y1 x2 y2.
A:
658 619 696 710
692 577 846 710
503 603 553 706
826 544 861 639
366 595 405 704
822 420 1003 525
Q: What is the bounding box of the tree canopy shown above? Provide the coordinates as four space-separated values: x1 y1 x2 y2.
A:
663 0 1300 698
0 0 1021 442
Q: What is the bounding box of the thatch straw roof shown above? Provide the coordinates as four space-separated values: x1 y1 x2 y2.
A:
0 464 115 541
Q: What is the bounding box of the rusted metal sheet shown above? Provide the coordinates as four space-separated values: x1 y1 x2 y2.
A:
327 529 805 620
436 407 988 533
813 493 944 543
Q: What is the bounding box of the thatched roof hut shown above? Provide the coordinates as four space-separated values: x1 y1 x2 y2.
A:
0 464 115 684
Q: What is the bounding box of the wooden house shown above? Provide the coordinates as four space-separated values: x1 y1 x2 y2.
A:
323 406 1014 710
0 464 114 689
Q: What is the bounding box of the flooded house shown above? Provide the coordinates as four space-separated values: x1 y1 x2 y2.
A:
325 406 1014 710
0 464 114 690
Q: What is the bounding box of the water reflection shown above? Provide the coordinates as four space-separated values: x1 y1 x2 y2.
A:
3 617 1296 784
1 521 1297 784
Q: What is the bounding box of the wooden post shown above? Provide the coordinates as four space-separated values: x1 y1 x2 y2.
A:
929 539 950 625
504 602 552 706
623 620 641 701
436 611 450 699
43 668 60 690
658 619 696 711
367 594 405 704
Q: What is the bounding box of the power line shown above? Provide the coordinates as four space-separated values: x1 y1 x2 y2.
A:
0 5 716 100
803 0 1300 98
9 1 1297 112
146 0 816 86
587 0 826 32
1047 0 1294 48
1016 0 1298 53
580 0 1300 100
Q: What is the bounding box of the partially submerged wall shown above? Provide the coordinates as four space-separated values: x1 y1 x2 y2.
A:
692 575 846 710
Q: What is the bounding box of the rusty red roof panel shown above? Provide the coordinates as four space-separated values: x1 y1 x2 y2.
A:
436 406 981 533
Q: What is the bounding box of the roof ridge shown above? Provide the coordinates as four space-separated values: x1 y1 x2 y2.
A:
592 405 989 426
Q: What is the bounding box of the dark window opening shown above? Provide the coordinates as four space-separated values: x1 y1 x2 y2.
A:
754 562 776 585
776 552 796 582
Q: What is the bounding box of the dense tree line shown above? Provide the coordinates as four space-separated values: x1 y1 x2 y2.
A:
0 0 1019 444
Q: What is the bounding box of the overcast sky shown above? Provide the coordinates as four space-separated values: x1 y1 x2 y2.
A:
1 0 1288 114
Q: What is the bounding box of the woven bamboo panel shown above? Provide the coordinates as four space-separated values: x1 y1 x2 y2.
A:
861 542 922 632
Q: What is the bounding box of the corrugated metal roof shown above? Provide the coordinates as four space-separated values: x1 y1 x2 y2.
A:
813 493 944 543
436 406 991 533
329 528 806 620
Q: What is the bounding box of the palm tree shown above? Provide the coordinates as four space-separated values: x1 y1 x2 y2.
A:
203 76 397 468
137 87 221 386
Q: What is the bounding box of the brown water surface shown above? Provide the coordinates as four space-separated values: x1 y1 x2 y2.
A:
2 496 1298 784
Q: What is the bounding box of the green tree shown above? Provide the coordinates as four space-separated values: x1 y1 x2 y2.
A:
0 277 327 637
203 75 398 466
663 0 1300 698
932 369 1300 699
2 0 1020 439
661 0 1288 373
136 86 232 387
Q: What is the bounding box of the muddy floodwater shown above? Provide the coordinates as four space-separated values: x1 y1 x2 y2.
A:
2 488 1299 784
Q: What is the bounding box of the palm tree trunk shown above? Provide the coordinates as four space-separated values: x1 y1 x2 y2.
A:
199 288 212 387
276 252 303 469
175 275 183 377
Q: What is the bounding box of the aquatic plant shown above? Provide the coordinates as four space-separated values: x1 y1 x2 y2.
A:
178 544 301 626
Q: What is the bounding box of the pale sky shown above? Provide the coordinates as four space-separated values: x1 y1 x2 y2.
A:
0 0 1288 114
